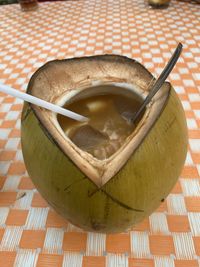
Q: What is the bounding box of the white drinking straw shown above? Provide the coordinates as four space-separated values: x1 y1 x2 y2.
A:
0 83 88 122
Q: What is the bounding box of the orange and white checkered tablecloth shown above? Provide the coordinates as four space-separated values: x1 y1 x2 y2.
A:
0 0 200 266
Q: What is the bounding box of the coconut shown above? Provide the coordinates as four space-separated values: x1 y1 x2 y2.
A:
21 55 188 233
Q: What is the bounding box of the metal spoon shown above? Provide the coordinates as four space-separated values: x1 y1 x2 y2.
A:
70 43 183 147
131 42 183 124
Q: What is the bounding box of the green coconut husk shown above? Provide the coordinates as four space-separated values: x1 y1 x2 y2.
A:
21 55 188 233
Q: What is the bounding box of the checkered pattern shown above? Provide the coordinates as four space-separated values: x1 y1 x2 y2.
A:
0 0 200 266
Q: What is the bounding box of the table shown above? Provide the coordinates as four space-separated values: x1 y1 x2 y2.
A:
0 0 200 266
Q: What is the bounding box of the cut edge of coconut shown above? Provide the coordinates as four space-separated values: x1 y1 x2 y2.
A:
31 82 170 187
27 55 171 187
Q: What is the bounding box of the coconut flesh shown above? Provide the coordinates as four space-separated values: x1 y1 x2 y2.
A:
22 55 187 232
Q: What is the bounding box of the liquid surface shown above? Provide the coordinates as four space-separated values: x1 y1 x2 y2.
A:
57 93 143 160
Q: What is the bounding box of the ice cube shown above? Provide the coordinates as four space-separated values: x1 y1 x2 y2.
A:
86 100 107 113
70 125 108 151
114 97 140 123
114 98 140 115
121 111 136 124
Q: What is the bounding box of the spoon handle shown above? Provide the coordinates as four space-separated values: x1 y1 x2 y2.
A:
131 43 183 123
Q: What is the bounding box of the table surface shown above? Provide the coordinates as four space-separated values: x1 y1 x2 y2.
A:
0 0 200 266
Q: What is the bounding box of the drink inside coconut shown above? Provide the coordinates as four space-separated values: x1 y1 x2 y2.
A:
57 84 145 160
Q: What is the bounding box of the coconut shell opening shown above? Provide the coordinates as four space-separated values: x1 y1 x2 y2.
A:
27 55 170 186
55 84 146 160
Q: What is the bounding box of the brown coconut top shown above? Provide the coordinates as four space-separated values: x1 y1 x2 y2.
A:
27 55 170 187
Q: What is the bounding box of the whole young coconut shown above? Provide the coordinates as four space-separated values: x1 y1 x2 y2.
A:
21 55 187 233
